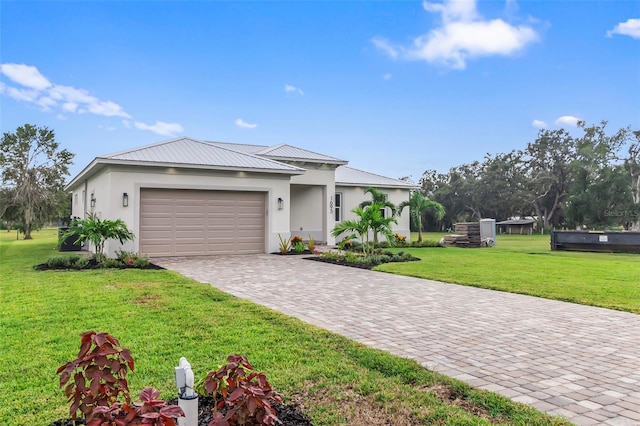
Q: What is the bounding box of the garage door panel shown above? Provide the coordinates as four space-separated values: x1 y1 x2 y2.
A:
140 189 265 256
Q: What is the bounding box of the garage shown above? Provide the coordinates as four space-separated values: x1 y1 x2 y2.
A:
139 188 266 256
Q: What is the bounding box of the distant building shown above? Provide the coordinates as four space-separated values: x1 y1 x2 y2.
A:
496 218 537 235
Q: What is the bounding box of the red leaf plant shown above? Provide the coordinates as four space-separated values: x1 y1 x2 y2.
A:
89 388 185 426
203 355 282 426
57 331 184 425
57 331 135 422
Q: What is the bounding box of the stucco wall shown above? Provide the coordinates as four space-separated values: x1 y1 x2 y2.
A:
334 186 411 243
289 164 336 245
70 165 292 256
290 185 324 241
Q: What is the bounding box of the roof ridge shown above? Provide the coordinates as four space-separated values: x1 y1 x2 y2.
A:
205 140 269 149
100 136 199 158
338 165 410 184
255 143 286 155
203 141 306 171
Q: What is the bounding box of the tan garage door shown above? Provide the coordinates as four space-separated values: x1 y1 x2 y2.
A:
140 189 265 256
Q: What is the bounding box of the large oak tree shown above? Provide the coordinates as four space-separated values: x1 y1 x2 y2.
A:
0 124 74 239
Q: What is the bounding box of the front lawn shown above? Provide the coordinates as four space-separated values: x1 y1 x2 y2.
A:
380 233 640 314
0 229 569 425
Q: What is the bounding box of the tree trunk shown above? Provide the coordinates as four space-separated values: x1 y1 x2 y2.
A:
23 204 33 239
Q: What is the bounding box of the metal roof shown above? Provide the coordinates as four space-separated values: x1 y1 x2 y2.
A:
205 141 268 155
101 138 303 172
496 219 537 225
254 144 347 164
335 166 417 189
208 141 346 164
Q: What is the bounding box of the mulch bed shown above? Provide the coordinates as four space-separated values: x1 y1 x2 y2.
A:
34 258 165 271
271 250 315 255
48 396 312 426
304 255 421 270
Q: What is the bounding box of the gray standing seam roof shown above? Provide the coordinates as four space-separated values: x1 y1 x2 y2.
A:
335 166 416 188
101 138 303 172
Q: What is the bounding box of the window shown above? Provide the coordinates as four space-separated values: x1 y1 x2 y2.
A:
334 192 342 222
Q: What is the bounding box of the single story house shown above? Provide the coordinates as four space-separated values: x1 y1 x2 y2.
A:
66 137 416 257
496 218 537 235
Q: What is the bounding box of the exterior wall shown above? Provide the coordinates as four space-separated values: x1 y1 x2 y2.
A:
290 185 324 241
70 169 111 253
334 185 411 243
290 164 336 245
69 165 292 256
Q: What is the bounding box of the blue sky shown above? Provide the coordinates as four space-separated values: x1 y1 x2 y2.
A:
1 1 639 182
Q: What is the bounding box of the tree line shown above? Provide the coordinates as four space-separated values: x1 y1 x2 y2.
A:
416 121 640 232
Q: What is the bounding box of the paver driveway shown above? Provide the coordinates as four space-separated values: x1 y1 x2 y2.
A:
155 255 640 426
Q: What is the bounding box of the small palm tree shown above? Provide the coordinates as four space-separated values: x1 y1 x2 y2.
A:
359 187 397 216
359 187 397 244
332 202 396 255
61 214 134 257
398 192 445 243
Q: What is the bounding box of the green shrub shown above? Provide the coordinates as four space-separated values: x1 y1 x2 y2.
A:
132 257 149 268
47 256 72 269
293 241 305 253
47 255 86 269
307 235 315 252
73 257 90 269
100 258 122 269
320 251 342 261
277 233 291 253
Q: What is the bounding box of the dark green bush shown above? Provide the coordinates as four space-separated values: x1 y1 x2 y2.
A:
100 258 122 269
47 255 86 269
73 257 90 269
132 257 149 268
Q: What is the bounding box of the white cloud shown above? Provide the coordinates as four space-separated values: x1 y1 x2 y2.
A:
0 63 52 90
62 102 78 113
134 121 184 136
555 115 581 127
372 37 400 59
285 84 304 95
0 62 183 135
0 63 132 118
235 118 258 129
5 86 40 103
373 0 539 69
531 119 547 128
383 73 393 80
606 18 640 39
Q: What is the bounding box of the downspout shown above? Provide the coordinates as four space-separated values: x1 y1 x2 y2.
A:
83 180 88 219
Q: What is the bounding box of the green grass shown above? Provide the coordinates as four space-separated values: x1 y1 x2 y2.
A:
0 229 569 426
379 232 640 314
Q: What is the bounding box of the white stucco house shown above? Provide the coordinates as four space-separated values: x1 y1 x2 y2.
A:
66 137 416 257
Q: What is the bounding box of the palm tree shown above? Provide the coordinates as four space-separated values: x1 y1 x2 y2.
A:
398 191 446 243
332 202 397 255
359 187 397 216
359 187 397 244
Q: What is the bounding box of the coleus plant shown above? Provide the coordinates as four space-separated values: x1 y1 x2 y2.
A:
203 354 282 426
57 331 135 421
90 387 185 426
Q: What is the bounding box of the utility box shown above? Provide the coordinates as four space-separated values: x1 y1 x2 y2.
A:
480 219 496 246
58 227 83 252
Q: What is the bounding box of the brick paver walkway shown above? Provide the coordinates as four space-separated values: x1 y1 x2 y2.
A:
155 255 640 425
